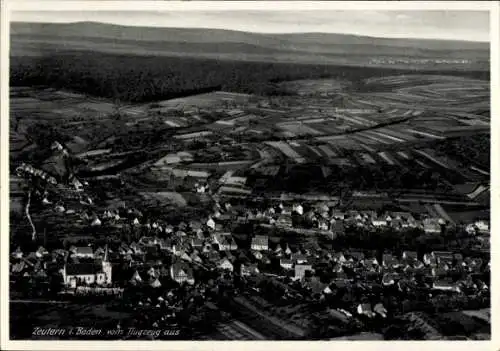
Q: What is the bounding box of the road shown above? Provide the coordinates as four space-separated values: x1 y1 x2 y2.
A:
10 299 70 304
216 319 267 340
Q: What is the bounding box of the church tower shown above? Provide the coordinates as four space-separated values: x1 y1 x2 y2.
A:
102 244 112 285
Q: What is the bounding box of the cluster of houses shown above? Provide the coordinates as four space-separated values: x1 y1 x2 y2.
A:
10 187 490 334
227 200 490 237
10 244 113 290
11 193 490 291
251 239 490 298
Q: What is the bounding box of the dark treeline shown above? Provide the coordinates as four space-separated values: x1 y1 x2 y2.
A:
10 51 490 103
246 161 457 195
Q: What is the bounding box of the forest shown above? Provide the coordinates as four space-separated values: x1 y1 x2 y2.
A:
435 134 490 171
246 161 459 195
10 50 490 103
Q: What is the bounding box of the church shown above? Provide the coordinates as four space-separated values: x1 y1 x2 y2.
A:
62 246 112 288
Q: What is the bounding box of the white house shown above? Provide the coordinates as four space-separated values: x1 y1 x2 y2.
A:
465 224 477 235
432 281 461 293
357 304 375 318
293 204 304 216
213 233 238 251
280 259 293 270
423 218 441 234
35 246 49 258
251 235 269 251
371 218 387 227
294 264 313 280
217 258 234 272
474 220 489 233
130 270 143 284
333 252 346 263
252 251 263 260
207 217 216 230
12 247 23 259
241 264 260 276
170 262 195 285
292 253 308 265
318 220 329 231
91 217 102 226
373 303 387 318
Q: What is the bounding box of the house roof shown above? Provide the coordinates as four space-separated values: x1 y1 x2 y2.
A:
150 278 162 288
358 303 372 312
189 221 202 230
432 251 453 260
66 263 101 275
362 259 378 266
403 251 418 259
12 262 26 273
131 270 143 282
349 251 365 260
423 219 441 229
392 212 414 219
307 277 327 295
433 268 448 276
241 263 259 271
251 235 269 245
75 247 93 255
171 262 194 277
295 264 313 274
433 280 457 288
382 273 400 282
292 253 307 261
218 258 233 265
192 238 203 246
221 236 237 246
373 303 387 313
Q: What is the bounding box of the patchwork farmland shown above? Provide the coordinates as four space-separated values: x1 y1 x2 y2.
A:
10 72 490 237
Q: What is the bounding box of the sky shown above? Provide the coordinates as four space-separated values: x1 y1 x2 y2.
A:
11 10 490 42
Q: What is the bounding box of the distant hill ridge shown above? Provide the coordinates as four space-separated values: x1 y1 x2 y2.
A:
11 21 489 52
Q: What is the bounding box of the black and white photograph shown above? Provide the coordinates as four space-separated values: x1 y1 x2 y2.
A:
1 0 497 346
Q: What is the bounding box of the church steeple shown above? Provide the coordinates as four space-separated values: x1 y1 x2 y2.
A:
102 244 112 285
103 244 109 262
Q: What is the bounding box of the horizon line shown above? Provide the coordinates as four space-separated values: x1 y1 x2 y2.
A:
10 20 490 44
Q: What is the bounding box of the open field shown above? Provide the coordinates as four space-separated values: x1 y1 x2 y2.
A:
10 74 489 195
139 192 188 207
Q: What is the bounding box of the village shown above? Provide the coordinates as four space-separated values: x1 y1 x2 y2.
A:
9 74 491 339
10 179 491 339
